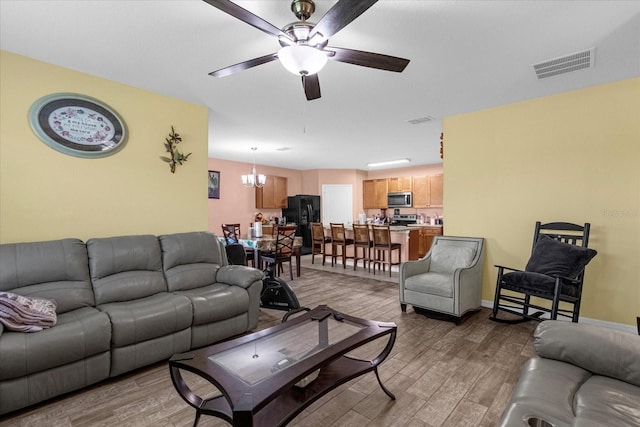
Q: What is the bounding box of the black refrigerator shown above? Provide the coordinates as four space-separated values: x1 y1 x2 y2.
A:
282 195 320 255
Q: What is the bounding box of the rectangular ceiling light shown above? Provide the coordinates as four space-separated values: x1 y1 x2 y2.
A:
367 158 411 168
532 48 595 79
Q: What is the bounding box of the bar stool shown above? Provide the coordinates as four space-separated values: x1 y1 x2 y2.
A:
371 225 401 277
311 222 332 265
352 223 373 271
330 223 355 268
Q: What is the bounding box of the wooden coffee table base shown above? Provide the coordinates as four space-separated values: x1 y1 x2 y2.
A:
169 306 396 427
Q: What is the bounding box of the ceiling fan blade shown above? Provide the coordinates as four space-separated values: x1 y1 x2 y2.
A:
209 53 278 77
302 74 321 101
309 0 378 40
325 46 409 72
202 0 293 41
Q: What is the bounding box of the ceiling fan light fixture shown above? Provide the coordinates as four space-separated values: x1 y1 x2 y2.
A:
278 45 327 76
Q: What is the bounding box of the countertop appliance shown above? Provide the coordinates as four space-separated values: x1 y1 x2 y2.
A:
281 195 320 255
387 192 412 208
391 214 417 226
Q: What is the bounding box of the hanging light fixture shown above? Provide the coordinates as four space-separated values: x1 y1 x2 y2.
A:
241 147 266 188
278 45 328 76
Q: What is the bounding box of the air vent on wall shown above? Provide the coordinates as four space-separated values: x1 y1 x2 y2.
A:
407 116 435 125
532 48 595 79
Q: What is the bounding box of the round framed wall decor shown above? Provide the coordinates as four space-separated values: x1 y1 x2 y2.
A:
29 93 127 158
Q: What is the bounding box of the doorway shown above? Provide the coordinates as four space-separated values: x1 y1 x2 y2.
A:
322 184 353 226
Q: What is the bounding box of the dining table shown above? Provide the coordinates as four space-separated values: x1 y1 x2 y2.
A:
221 236 303 277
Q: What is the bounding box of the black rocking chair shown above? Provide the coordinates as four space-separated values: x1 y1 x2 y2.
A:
490 221 597 323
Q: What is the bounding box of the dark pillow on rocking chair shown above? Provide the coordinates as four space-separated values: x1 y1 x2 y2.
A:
525 234 597 279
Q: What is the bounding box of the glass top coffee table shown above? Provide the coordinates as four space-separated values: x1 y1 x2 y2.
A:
169 305 397 426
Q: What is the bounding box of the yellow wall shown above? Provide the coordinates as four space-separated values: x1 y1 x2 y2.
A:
444 78 640 326
0 51 208 243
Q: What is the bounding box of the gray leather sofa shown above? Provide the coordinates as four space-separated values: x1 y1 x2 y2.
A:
0 231 263 415
499 320 640 427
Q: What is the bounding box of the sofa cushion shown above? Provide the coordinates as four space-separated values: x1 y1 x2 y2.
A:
430 245 475 274
0 307 110 380
403 272 453 298
525 234 597 278
502 271 580 297
159 232 224 292
504 357 591 426
174 283 250 326
97 292 192 347
87 235 167 304
0 239 94 313
575 376 640 427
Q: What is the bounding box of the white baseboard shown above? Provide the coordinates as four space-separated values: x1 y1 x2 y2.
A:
481 300 637 334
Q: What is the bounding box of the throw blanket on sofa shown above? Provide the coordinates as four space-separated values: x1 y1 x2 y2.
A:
0 292 57 332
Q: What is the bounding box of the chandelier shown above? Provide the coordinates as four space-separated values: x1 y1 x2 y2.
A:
241 147 266 188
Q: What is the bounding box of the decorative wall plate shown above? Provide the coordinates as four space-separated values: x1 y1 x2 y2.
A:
29 93 127 158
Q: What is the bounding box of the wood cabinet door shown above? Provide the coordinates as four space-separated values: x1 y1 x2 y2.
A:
363 180 377 209
273 176 288 208
429 174 443 207
255 176 288 209
374 179 388 208
408 229 420 260
388 177 413 193
412 176 429 208
418 227 443 258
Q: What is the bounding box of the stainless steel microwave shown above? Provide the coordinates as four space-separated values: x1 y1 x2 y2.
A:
387 192 412 208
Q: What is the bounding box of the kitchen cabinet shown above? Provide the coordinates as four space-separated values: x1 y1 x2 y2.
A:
363 179 388 209
255 176 288 209
413 174 443 208
387 176 413 193
417 226 443 258
408 229 420 260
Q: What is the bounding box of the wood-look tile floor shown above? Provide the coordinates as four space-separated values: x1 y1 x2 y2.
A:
0 261 536 427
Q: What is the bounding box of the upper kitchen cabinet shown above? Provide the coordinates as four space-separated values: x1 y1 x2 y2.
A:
363 179 388 209
387 176 413 193
413 174 443 208
255 176 288 209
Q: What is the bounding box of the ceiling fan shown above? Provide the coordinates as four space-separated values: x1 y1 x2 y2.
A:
204 0 410 101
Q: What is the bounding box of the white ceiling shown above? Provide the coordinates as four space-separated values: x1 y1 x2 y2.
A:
1 1 639 170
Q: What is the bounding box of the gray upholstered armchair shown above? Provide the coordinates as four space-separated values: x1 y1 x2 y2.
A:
400 236 484 324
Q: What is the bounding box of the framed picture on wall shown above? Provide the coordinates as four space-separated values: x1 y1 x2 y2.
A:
208 170 220 199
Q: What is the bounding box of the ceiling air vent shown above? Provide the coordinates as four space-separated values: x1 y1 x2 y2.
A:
407 116 435 125
533 48 594 79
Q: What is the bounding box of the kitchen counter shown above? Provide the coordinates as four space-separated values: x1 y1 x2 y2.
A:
406 224 443 229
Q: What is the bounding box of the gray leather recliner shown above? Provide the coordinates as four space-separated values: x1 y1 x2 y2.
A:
499 320 640 427
0 239 111 414
399 235 484 323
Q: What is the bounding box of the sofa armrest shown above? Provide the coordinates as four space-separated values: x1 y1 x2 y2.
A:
216 265 264 289
400 255 432 280
535 320 640 387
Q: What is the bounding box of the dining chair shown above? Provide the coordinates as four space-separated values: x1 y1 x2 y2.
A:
330 223 355 268
352 223 373 271
260 225 297 280
221 223 254 266
311 222 332 266
371 225 402 277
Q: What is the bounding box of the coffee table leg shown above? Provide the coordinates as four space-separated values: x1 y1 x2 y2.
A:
373 367 396 400
370 327 397 400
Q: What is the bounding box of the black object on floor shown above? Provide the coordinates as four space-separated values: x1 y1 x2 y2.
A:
260 264 303 312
